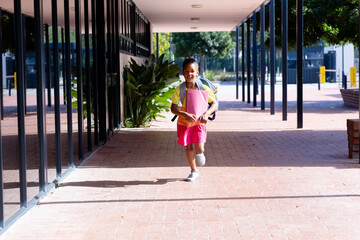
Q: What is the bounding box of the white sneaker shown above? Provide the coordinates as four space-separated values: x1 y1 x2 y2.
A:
185 170 199 182
195 153 206 166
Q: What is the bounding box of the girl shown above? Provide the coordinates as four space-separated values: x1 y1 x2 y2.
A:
171 57 217 181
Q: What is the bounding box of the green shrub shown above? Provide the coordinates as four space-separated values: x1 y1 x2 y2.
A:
123 53 180 127
204 70 216 81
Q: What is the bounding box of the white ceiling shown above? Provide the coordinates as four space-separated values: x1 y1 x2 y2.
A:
132 0 269 32
0 0 268 33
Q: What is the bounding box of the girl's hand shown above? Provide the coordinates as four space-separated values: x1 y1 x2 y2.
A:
184 113 196 122
199 113 209 123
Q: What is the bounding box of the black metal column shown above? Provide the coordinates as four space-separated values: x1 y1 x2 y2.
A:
84 0 92 152
236 27 239 99
92 0 99 145
34 0 48 192
45 24 51 107
260 6 265 110
97 0 108 143
52 0 62 178
115 0 121 128
14 0 27 207
64 0 74 167
358 0 360 163
0 9 4 228
75 0 84 160
296 0 303 128
242 24 245 102
270 0 275 115
0 9 3 121
22 16 27 115
61 28 66 105
252 14 257 107
106 0 113 133
282 0 288 121
247 19 251 104
156 33 159 61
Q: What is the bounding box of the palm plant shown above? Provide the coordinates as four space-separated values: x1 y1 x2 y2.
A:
123 53 180 127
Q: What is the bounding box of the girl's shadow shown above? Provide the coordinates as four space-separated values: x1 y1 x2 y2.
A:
59 178 185 188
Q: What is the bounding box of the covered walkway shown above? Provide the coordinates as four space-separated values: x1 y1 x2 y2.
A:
2 82 359 240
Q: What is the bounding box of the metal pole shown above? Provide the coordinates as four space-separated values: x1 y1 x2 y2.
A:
242 24 245 102
14 0 27 208
106 0 113 133
75 0 84 160
252 14 257 107
45 24 51 107
84 0 92 152
0 10 3 121
270 0 275 115
115 0 121 128
91 0 99 146
296 0 303 129
97 0 108 143
52 0 61 178
247 19 251 104
0 8 4 228
236 27 239 99
342 45 346 89
156 33 159 61
64 0 74 167
282 0 288 120
23 15 27 115
358 0 360 163
34 0 48 192
61 28 66 105
260 6 265 110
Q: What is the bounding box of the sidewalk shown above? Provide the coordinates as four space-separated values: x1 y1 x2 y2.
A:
2 82 360 240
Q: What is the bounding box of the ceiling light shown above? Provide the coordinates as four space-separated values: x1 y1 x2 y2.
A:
191 18 200 22
191 27 198 29
191 4 203 8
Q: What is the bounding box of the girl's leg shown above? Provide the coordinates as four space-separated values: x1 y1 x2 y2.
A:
194 142 206 166
194 142 205 154
184 144 197 171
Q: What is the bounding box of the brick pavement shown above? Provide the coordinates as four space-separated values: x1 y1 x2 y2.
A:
1 82 360 240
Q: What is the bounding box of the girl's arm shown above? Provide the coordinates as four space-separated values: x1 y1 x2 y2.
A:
199 101 218 123
171 104 196 122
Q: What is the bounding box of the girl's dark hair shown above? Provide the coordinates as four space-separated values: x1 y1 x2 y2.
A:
182 57 198 69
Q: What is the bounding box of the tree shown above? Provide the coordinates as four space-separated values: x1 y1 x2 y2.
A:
152 33 171 60
260 0 358 49
172 32 234 76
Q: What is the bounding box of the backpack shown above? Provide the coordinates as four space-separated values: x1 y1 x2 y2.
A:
171 77 218 122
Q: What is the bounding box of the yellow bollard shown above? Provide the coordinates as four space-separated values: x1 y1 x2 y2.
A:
320 66 325 84
350 67 356 88
14 72 17 89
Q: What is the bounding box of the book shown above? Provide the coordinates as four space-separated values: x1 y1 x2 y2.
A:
186 89 209 121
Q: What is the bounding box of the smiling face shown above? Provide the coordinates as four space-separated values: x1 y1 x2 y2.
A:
182 63 199 84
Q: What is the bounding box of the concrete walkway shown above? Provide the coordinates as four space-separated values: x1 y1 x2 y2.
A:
2 82 360 240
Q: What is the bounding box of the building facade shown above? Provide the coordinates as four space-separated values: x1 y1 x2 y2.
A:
0 0 151 232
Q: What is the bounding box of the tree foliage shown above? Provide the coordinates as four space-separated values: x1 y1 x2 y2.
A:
152 32 171 59
172 32 234 75
257 0 359 49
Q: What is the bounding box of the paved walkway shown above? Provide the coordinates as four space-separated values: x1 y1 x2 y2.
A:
2 82 360 240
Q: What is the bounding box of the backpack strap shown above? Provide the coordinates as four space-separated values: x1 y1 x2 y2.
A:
179 82 186 106
179 79 204 105
195 78 205 91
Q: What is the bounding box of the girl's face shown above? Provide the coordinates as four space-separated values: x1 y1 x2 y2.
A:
182 63 199 83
